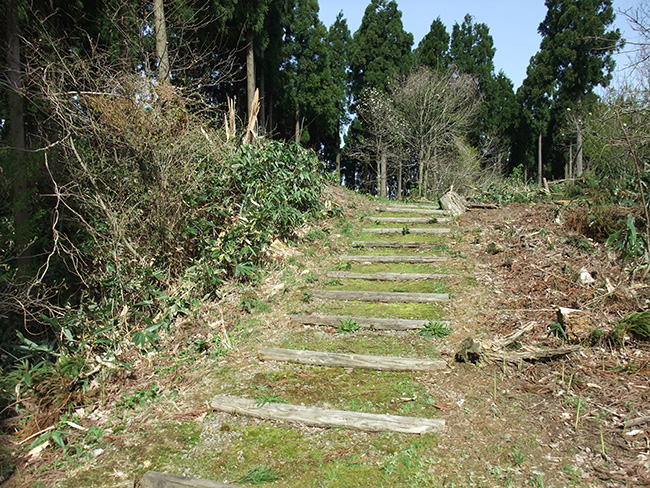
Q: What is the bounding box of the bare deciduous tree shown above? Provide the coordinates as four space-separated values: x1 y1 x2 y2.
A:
353 66 481 199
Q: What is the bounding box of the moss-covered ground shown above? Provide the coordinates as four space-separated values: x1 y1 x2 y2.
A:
18 189 619 488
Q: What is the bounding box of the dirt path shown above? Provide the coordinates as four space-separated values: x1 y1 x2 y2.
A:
17 194 650 488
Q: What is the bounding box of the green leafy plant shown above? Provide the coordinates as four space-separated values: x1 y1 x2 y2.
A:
606 214 646 259
419 321 452 338
239 465 281 484
613 310 650 343
334 318 360 334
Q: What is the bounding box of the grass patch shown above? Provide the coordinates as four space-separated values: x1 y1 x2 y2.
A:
355 232 451 243
315 300 447 321
344 247 448 257
236 367 440 417
276 328 442 359
341 262 450 275
324 278 449 294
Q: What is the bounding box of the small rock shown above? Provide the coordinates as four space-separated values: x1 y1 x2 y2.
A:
486 242 504 255
557 307 593 342
579 267 595 285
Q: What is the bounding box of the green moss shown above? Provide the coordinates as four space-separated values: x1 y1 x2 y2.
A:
315 300 447 321
324 278 449 294
342 263 450 275
344 247 447 257
355 232 451 243
275 328 441 358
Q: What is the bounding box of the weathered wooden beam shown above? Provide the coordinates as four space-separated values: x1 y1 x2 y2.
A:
327 271 448 281
340 255 446 263
312 290 449 303
141 471 250 488
258 347 447 372
378 207 448 215
372 217 449 224
352 241 433 248
290 314 441 330
210 395 445 434
361 228 451 234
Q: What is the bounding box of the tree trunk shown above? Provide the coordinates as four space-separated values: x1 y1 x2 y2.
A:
259 59 266 134
397 160 403 200
537 131 543 185
6 0 31 276
246 30 256 124
380 149 387 199
335 119 341 184
576 125 583 177
153 0 170 83
295 103 301 143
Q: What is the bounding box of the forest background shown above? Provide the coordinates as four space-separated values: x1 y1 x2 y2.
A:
1 0 649 459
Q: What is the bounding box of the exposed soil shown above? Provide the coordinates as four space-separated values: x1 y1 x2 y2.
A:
3 192 650 488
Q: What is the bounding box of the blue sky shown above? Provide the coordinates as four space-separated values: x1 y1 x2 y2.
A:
318 0 642 90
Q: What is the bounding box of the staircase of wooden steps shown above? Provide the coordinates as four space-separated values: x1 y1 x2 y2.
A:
210 200 453 445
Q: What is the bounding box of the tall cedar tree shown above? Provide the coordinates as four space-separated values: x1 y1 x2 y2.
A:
327 12 352 175
349 0 414 103
450 14 517 161
518 0 621 178
279 0 338 150
416 17 451 71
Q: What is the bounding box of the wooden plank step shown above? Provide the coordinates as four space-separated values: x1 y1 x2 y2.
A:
372 217 435 223
259 347 447 372
210 395 445 434
340 255 446 263
141 471 250 488
379 207 448 215
352 241 434 248
378 203 438 209
290 314 439 330
327 271 448 281
362 228 451 234
312 290 449 303
372 217 449 224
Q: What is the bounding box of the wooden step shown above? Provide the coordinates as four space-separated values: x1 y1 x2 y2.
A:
290 314 439 330
362 228 451 234
327 271 448 281
142 471 249 488
378 203 438 209
352 241 434 248
210 395 445 434
340 255 446 263
312 290 449 303
378 207 448 215
259 347 447 372
371 217 446 224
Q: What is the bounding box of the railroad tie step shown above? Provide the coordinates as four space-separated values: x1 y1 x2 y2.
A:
377 206 449 215
311 290 449 303
258 347 447 372
372 216 450 224
352 241 435 248
210 395 445 434
141 471 251 488
326 271 449 281
339 255 446 263
361 227 451 234
290 314 448 330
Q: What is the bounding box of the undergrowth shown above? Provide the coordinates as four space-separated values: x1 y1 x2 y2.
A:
0 84 328 449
